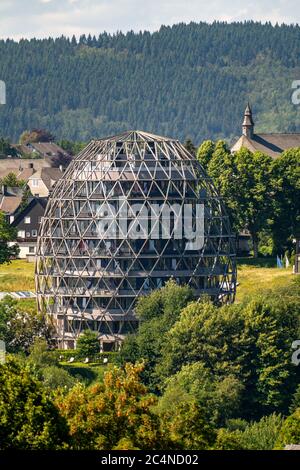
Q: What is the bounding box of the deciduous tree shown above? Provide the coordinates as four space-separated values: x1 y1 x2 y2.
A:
271 148 300 253
208 147 274 257
56 363 171 450
0 296 53 353
0 358 69 449
0 211 19 264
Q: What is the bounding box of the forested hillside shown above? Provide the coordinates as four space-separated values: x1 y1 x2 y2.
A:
1 21 300 143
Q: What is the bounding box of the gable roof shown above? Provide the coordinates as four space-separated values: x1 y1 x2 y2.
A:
12 142 70 159
41 167 63 180
231 132 300 158
0 158 65 185
11 197 47 225
232 104 300 158
0 195 23 215
28 167 63 189
0 159 52 181
18 167 36 181
30 142 69 158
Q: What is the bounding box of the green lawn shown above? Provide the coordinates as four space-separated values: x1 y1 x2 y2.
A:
236 257 295 302
0 258 296 305
0 259 35 291
60 362 107 384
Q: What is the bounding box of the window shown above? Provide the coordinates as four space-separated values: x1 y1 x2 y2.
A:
24 217 31 224
29 246 35 254
31 229 37 237
149 240 155 251
31 179 39 187
26 232 30 238
17 230 25 238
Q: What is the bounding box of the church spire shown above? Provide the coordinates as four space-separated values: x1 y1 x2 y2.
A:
242 103 254 138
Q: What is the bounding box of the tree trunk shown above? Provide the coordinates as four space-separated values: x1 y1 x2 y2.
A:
251 233 259 258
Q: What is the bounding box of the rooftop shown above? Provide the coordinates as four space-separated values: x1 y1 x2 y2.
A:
0 195 23 214
231 105 300 158
96 130 174 143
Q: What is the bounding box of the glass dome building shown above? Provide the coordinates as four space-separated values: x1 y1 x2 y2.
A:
35 131 236 350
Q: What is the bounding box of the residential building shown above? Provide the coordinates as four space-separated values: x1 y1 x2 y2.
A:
28 167 63 197
231 104 300 158
0 185 24 224
12 141 71 163
0 141 71 187
11 197 47 260
0 160 46 183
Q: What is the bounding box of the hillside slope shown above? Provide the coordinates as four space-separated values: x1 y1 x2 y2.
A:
1 22 300 143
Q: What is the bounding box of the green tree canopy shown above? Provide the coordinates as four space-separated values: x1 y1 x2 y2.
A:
0 172 26 188
55 363 171 450
208 146 274 257
196 139 215 170
76 329 100 357
275 408 300 449
0 357 69 449
0 211 19 264
0 296 53 353
19 128 55 144
158 294 299 419
2 23 300 143
58 139 86 156
184 138 196 157
164 400 216 450
0 137 17 158
215 413 283 450
271 148 300 252
118 280 193 390
157 361 243 427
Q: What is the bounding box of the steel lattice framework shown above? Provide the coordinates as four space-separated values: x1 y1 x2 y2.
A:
35 131 236 349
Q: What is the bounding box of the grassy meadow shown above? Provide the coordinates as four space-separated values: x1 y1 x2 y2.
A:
0 259 35 291
236 258 294 302
0 258 296 302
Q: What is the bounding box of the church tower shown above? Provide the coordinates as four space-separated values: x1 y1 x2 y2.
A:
242 103 254 138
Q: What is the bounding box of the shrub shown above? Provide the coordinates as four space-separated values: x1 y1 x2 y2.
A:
275 408 300 449
76 330 100 358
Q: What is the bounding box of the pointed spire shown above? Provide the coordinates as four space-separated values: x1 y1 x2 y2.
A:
242 102 254 138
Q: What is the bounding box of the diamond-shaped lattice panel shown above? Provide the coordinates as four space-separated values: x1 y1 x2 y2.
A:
35 131 236 349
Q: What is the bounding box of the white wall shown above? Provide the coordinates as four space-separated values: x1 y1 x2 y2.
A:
8 241 36 260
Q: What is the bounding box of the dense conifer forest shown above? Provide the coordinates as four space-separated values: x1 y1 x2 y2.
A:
1 21 300 143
